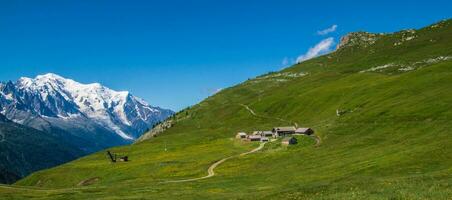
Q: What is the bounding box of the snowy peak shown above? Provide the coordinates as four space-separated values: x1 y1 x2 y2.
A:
0 73 174 140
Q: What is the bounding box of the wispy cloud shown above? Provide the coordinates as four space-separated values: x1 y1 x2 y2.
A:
296 37 335 63
317 24 338 35
281 57 289 66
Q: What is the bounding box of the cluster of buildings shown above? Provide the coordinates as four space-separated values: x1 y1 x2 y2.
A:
236 126 314 145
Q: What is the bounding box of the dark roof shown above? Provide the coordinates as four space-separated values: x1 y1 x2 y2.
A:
295 128 312 133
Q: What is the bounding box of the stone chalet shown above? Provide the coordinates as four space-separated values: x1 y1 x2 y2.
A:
272 126 296 137
236 132 247 139
295 128 314 135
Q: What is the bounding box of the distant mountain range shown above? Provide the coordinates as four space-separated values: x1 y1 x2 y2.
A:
0 73 173 183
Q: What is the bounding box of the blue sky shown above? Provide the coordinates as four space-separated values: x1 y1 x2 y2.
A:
1 0 451 111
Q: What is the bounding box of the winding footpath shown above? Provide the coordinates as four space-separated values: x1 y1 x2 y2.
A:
163 103 320 183
0 103 321 193
309 135 321 146
163 142 266 183
239 103 258 116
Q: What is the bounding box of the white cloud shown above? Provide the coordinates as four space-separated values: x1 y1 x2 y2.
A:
296 37 335 63
281 57 289 66
317 24 338 35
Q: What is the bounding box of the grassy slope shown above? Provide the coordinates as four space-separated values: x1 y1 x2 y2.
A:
1 20 452 199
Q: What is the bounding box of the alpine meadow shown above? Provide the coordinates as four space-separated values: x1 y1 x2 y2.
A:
1 19 451 199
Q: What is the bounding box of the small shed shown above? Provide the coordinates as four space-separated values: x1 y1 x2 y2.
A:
295 128 314 135
248 135 261 141
106 151 129 162
272 126 296 137
118 156 128 162
236 132 247 139
281 137 297 145
260 137 269 142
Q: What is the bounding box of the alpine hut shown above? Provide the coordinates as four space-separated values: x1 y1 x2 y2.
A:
236 132 247 139
295 128 314 135
248 135 262 141
272 126 296 137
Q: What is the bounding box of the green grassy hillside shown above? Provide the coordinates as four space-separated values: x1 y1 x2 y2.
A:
1 20 451 199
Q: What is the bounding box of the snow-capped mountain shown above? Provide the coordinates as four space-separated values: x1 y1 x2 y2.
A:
0 73 173 152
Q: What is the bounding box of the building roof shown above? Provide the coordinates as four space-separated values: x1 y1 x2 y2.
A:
252 131 273 135
248 135 261 139
253 131 262 135
295 128 311 133
274 126 296 132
